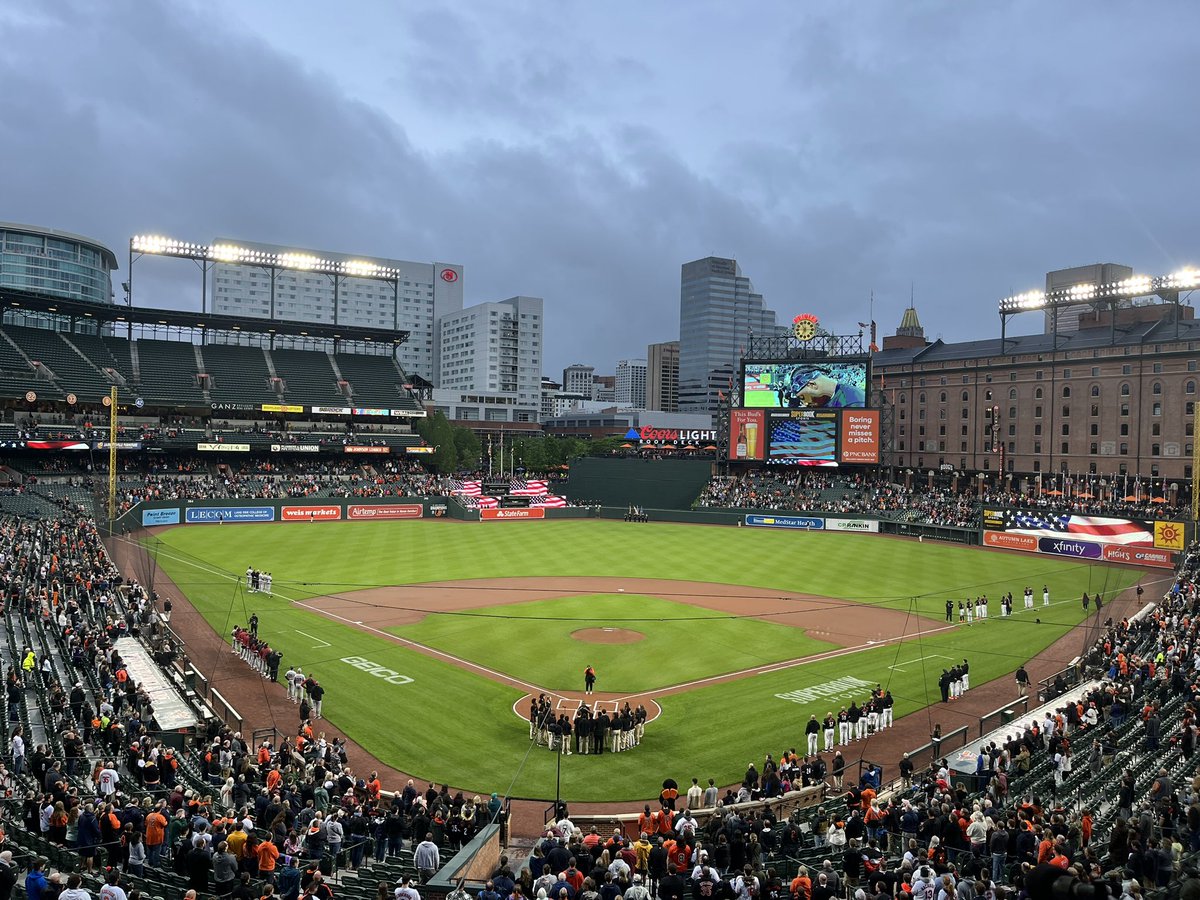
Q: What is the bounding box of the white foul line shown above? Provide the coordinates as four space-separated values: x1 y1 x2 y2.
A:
295 629 331 649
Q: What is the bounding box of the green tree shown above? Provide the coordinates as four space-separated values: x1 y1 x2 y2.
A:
420 411 458 473
453 426 481 469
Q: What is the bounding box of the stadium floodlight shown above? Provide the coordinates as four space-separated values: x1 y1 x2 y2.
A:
130 233 407 298
1000 266 1198 315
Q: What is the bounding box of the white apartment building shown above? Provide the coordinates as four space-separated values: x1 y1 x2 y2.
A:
209 237 463 381
437 295 543 413
615 358 647 408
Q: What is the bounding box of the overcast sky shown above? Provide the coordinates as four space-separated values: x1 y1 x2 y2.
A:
2 1 1198 376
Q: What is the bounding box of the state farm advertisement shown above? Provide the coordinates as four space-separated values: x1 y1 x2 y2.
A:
729 409 765 461
347 505 423 520
281 505 342 522
839 410 880 464
480 508 546 520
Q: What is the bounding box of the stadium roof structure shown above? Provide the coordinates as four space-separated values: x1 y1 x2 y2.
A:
872 314 1200 368
0 287 409 345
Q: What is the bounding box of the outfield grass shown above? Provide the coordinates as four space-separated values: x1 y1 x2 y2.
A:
391 593 838 692
146 519 1147 801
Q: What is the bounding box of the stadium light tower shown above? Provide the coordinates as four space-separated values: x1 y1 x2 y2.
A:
998 268 1199 350
128 235 406 329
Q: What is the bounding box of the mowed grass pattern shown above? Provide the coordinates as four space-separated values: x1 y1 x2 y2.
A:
391 593 837 693
147 519 1147 801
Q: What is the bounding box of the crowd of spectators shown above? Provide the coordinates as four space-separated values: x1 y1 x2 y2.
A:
694 472 1188 527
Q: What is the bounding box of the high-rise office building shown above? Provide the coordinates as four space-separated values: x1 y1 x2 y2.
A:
210 237 463 381
562 364 596 399
615 358 648 408
646 340 680 412
0 222 117 305
437 295 543 409
593 375 616 403
678 256 786 416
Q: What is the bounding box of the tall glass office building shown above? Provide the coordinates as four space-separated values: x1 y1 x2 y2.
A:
678 256 786 416
0 222 118 304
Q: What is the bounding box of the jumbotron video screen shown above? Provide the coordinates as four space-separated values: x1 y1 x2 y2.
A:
742 360 868 409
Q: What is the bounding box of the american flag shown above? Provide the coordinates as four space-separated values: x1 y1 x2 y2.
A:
531 494 567 508
1005 510 1153 547
451 480 482 496
509 479 549 496
476 496 499 509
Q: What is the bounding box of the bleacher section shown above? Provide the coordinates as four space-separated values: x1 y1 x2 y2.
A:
199 342 280 406
66 330 130 385
1 324 113 401
334 352 416 408
134 338 206 405
271 347 347 405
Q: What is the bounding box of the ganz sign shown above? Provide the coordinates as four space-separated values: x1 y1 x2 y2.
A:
637 426 718 444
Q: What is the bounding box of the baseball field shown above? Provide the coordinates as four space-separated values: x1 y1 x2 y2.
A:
142 518 1144 801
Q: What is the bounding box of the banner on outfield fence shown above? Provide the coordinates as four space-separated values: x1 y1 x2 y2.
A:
281 505 342 521
347 504 423 520
825 517 879 533
480 507 545 520
141 508 180 526
982 506 1178 568
197 442 250 452
744 514 824 530
185 506 275 523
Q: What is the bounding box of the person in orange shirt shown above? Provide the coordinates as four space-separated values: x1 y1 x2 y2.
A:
266 768 282 794
790 868 812 900
1037 832 1055 865
1080 809 1093 848
638 805 655 836
144 803 168 868
257 836 280 885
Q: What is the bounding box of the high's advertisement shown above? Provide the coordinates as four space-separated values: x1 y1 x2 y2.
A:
982 507 1180 568
729 409 766 461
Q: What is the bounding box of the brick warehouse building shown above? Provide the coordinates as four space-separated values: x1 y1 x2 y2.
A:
870 302 1197 484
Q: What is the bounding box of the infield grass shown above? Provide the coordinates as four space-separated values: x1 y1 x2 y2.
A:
391 593 837 692
145 519 1148 801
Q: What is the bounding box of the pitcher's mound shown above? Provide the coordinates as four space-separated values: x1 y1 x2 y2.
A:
572 627 644 644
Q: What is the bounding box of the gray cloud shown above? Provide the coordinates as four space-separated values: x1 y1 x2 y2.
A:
1 1 1198 377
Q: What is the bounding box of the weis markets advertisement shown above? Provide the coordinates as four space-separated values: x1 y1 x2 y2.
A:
281 505 342 522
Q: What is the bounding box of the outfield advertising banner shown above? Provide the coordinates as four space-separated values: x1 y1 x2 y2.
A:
825 518 879 533
744 514 824 530
982 507 1177 568
839 411 880 464
185 506 275 524
197 442 250 452
344 445 389 454
141 508 180 526
281 505 342 521
480 507 545 520
729 409 766 461
347 504 423 520
270 444 321 453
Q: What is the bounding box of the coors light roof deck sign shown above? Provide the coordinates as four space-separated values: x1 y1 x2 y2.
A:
626 425 719 446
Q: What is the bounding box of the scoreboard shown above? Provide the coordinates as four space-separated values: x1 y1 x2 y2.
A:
730 408 880 466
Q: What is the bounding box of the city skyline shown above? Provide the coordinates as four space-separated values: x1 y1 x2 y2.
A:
2 3 1198 377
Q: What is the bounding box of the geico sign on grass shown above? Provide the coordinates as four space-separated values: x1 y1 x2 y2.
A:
340 656 414 685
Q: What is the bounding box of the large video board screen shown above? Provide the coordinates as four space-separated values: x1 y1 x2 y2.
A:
768 410 838 465
743 360 868 409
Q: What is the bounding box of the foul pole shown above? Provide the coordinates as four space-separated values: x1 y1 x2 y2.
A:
108 386 118 527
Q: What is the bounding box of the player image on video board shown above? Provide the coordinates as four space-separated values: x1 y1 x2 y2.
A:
743 361 868 409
